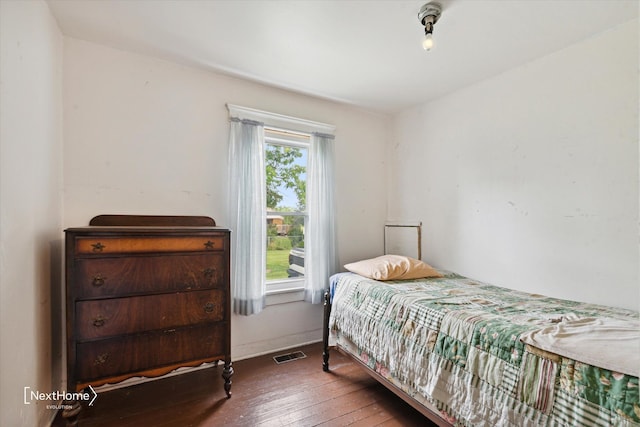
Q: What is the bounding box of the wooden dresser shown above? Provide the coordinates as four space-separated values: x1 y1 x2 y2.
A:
64 215 232 421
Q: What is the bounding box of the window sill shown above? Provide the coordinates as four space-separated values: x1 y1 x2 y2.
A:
265 287 305 305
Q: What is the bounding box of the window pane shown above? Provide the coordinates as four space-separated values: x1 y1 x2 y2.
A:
265 141 307 283
266 215 305 280
265 144 307 211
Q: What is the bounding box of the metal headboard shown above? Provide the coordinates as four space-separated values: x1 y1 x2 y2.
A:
383 221 422 260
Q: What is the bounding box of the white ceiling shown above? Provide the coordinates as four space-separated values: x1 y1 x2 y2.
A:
46 0 638 114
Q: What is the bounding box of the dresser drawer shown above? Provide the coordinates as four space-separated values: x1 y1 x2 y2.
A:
75 235 225 255
73 253 224 298
76 324 225 382
76 289 225 340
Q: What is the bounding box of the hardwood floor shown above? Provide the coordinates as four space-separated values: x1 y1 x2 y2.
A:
52 342 435 426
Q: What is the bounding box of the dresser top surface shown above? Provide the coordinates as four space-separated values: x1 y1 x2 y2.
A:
67 215 230 234
65 226 230 234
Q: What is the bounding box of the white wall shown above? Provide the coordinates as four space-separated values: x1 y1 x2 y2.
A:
0 1 64 426
389 20 639 311
63 38 390 360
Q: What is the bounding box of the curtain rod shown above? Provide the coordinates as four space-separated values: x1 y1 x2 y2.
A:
226 104 336 134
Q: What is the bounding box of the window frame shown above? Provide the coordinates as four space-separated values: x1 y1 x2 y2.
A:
264 128 310 295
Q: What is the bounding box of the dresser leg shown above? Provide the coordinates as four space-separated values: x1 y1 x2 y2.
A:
61 399 82 426
222 359 233 398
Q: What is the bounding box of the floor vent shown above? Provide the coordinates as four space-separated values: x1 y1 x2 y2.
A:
273 351 307 364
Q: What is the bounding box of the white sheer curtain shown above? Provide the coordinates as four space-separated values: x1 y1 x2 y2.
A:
305 132 337 304
228 117 266 315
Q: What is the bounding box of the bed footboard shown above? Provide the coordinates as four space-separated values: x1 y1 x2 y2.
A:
322 290 331 372
323 287 451 426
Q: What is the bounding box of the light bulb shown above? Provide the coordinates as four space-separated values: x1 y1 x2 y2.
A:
422 33 434 50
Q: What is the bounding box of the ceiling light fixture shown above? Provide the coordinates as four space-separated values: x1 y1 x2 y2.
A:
418 2 442 51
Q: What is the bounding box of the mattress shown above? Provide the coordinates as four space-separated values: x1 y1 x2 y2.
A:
328 271 639 426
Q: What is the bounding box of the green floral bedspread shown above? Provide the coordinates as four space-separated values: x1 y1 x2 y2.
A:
329 271 639 427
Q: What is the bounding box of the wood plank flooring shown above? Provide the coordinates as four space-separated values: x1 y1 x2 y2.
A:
52 342 435 426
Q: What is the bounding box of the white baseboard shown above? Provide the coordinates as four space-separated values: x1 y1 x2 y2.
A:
232 329 322 361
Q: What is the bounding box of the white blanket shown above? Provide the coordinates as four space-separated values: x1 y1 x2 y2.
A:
520 316 640 377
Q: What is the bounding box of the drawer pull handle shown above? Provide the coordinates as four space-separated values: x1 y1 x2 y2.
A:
203 267 216 278
94 353 109 365
204 240 215 250
91 242 106 252
92 316 106 327
204 302 215 313
92 274 106 287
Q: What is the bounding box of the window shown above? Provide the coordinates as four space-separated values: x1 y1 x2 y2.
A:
227 104 336 315
265 128 309 293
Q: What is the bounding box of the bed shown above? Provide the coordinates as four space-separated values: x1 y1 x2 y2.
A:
322 256 639 427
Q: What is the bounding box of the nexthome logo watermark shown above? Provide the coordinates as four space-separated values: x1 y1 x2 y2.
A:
24 386 98 409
